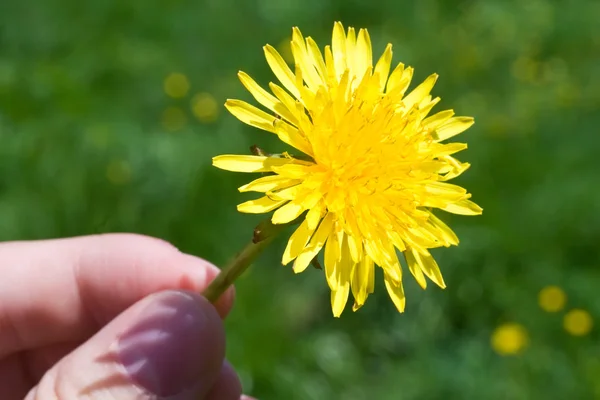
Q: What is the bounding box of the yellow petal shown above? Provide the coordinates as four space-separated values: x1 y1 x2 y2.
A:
422 181 468 199
402 231 434 255
331 22 347 78
331 69 351 120
294 57 304 88
423 109 455 130
351 255 371 310
432 142 468 157
238 175 300 193
384 273 405 313
212 155 293 173
270 163 314 179
418 96 440 119
237 71 297 124
267 184 302 201
387 64 413 95
402 73 438 110
325 229 351 317
282 218 314 265
374 44 392 92
264 44 301 99
271 201 305 224
224 99 277 133
291 28 322 89
346 233 363 263
331 280 350 317
269 82 299 118
302 190 323 209
306 201 325 230
363 238 401 283
420 222 451 248
427 212 459 246
354 28 372 79
403 248 427 289
237 196 287 214
407 225 440 247
435 117 475 142
438 154 471 180
291 26 305 51
324 227 342 289
409 248 446 289
397 67 414 95
367 256 375 294
343 209 364 247
324 45 336 83
388 230 407 252
293 212 335 273
345 27 356 73
273 119 314 156
440 199 483 215
295 97 313 132
362 238 383 266
440 161 471 181
353 65 374 97
381 246 403 285
386 62 404 93
306 37 327 82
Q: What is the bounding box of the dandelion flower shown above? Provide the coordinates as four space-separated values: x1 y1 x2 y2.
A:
213 22 482 316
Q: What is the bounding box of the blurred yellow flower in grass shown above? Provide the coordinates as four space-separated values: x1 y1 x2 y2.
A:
164 72 190 98
491 323 528 356
213 22 482 316
564 309 593 336
538 285 566 312
192 92 219 123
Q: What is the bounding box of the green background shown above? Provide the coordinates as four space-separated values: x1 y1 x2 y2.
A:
1 0 599 398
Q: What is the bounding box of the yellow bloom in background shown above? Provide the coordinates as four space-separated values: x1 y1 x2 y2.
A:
491 323 528 356
213 22 482 316
192 92 220 123
564 309 593 336
538 285 566 312
164 72 190 98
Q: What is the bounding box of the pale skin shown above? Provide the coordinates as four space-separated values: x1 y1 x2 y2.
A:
0 233 254 400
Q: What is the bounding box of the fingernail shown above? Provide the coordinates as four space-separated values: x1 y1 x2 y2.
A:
117 290 224 396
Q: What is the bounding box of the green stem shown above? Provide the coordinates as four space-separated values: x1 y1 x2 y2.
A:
202 219 284 303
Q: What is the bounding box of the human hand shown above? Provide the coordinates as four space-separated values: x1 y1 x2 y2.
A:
0 233 249 399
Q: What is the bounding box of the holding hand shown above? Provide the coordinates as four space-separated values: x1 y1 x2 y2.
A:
0 234 247 399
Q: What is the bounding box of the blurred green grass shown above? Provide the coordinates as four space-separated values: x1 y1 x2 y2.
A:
1 0 600 398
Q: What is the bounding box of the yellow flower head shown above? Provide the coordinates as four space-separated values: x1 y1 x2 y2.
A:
213 22 482 317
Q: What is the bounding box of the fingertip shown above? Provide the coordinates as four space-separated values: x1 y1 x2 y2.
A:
116 290 225 397
31 290 227 399
0 233 237 358
205 361 243 400
77 233 181 255
178 254 236 319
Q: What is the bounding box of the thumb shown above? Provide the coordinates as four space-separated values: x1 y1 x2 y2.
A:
29 290 226 399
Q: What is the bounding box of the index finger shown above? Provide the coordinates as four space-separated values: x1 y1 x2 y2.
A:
0 233 234 358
